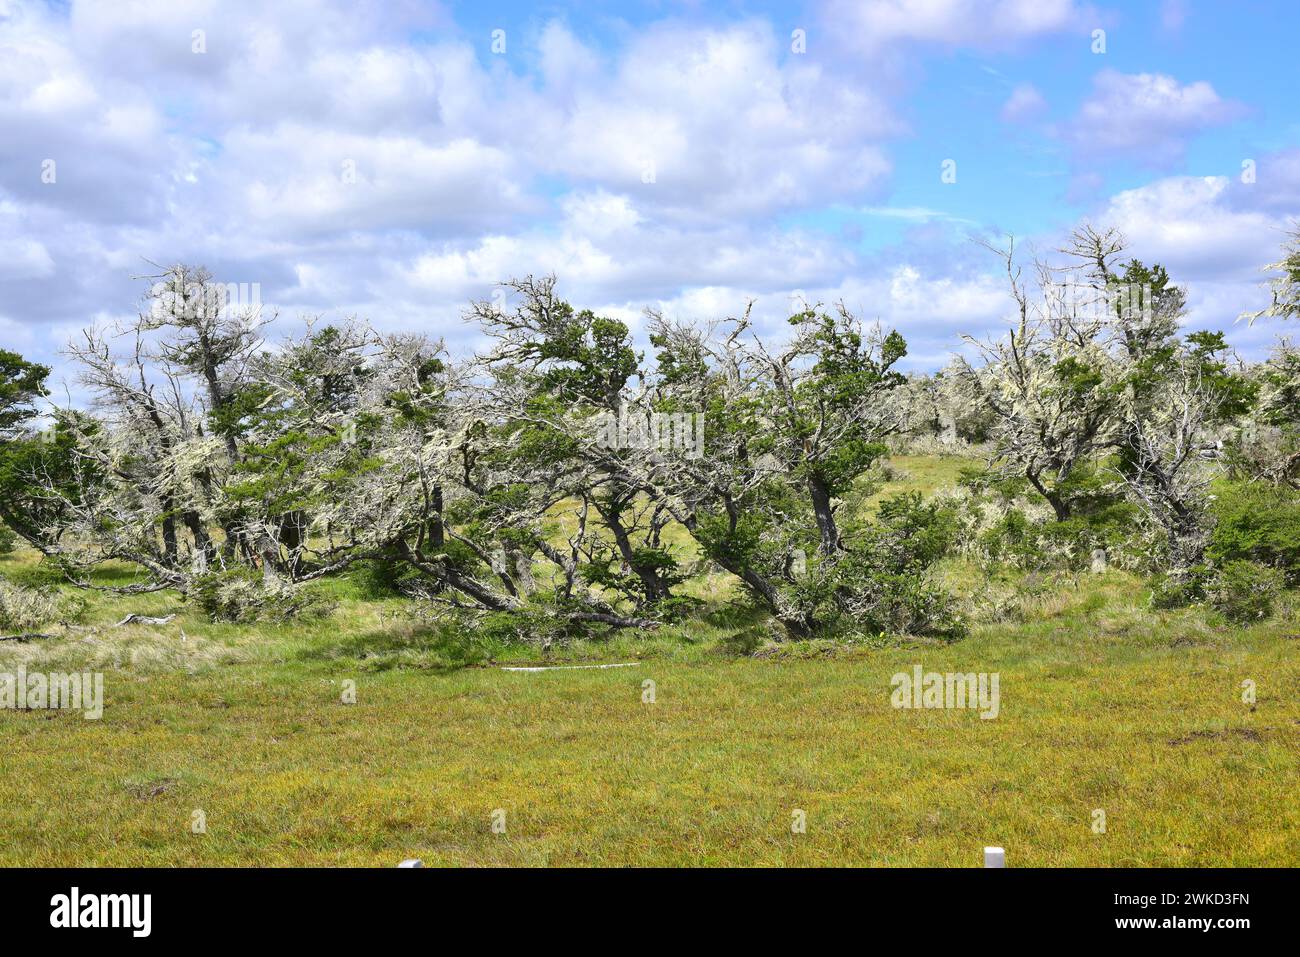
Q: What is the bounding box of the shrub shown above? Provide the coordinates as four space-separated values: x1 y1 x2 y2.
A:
189 569 334 623
1211 560 1284 623
1149 565 1211 609
955 465 1146 572
0 522 15 556
830 493 966 639
0 577 85 632
1208 483 1300 584
349 552 422 599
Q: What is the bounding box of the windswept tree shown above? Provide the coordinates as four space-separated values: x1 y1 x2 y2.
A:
467 276 685 611
1113 331 1254 568
1229 338 1300 487
961 227 1195 523
958 233 1123 520
0 349 48 440
44 267 274 590
643 302 958 639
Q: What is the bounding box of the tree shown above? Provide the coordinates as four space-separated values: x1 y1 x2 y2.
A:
1243 224 1300 323
1229 338 1300 487
0 350 55 547
959 234 1123 520
468 276 684 610
0 349 49 439
642 302 956 639
1112 331 1254 568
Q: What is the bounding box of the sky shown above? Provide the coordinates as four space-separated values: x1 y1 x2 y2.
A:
1 0 1298 394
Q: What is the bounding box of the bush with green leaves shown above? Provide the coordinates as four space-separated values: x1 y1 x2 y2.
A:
1148 565 1211 610
0 522 15 556
1208 483 1300 584
1210 560 1284 623
776 493 965 640
349 551 425 599
189 569 335 624
949 471 1145 572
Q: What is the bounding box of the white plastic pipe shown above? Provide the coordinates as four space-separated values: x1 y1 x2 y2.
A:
500 662 640 672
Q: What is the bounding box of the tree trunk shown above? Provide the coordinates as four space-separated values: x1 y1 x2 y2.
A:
598 497 672 603
807 473 840 553
1026 470 1070 521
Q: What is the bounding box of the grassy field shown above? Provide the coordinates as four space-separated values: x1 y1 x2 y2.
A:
2 456 1298 866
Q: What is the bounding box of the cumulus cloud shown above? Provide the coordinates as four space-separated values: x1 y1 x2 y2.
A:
1084 154 1300 339
1061 70 1244 168
0 0 1289 386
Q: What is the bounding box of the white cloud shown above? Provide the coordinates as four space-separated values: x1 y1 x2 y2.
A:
1096 175 1277 280
1061 70 1244 168
1001 83 1047 123
821 0 1089 52
1085 167 1299 339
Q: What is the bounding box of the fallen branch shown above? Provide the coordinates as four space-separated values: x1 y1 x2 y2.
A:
0 633 55 642
114 613 177 627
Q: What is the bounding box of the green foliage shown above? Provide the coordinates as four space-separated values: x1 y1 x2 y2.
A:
1208 483 1300 584
531 306 641 405
579 545 689 607
959 465 1142 571
189 569 335 623
0 349 49 437
1148 566 1211 610
1210 560 1283 623
349 552 424 599
0 523 15 556
0 415 100 547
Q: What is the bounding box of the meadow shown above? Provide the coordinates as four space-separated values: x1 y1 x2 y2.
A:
2 455 1297 867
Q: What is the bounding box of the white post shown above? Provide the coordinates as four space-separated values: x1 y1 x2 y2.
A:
397 859 424 868
984 846 1005 868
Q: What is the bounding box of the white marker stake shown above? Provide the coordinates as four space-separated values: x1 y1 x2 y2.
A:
398 859 424 868
984 846 1005 868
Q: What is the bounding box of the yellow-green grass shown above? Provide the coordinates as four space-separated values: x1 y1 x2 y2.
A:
1 454 1297 866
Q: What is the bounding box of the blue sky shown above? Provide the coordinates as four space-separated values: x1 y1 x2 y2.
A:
1 0 1297 386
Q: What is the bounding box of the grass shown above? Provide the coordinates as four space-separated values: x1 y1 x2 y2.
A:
1 454 1298 866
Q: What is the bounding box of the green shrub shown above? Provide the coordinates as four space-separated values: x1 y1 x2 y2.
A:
1211 560 1284 623
189 569 334 623
0 577 85 632
1149 565 1211 609
0 523 15 556
1208 483 1300 584
831 493 966 639
349 552 422 599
